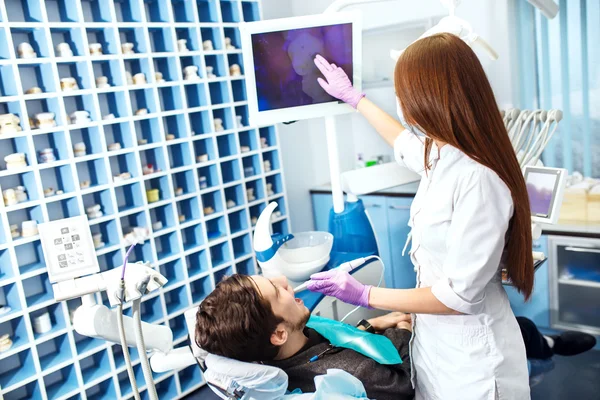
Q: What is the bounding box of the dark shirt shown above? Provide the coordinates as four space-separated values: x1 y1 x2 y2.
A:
266 327 414 400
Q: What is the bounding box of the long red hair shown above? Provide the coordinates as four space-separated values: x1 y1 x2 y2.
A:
395 33 533 299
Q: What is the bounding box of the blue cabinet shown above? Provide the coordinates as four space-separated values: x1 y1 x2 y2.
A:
361 196 393 287
387 197 417 289
311 194 333 232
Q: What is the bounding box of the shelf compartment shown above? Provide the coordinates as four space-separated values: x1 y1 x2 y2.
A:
167 312 188 342
182 223 205 251
0 349 36 390
209 240 231 267
262 149 281 171
266 173 283 197
108 152 139 180
7 205 44 239
228 209 248 235
214 265 234 285
216 133 237 157
172 0 196 22
164 285 189 315
220 158 241 184
45 196 81 222
220 0 241 23
231 77 247 102
163 113 188 140
241 154 260 178
0 101 24 128
198 164 220 190
118 366 145 398
145 175 171 202
82 189 114 218
112 344 139 372
190 275 213 303
115 181 144 212
25 97 64 128
212 107 233 131
5 0 44 22
178 364 203 393
81 0 113 23
37 333 72 371
202 189 224 216
50 27 86 57
71 126 103 156
155 230 180 261
209 81 231 106
73 329 103 355
232 233 252 260
97 249 123 273
224 184 244 209
119 27 148 54
172 169 196 196
155 375 178 399
32 131 69 163
271 218 289 236
40 164 77 194
134 117 162 145
159 259 186 289
238 129 258 152
205 54 227 78
57 61 93 92
85 376 117 400
22 272 53 308
124 57 153 83
153 56 179 82
0 249 14 281
177 195 202 224
186 249 209 278
92 59 123 87
259 126 277 148
30 303 66 340
236 257 256 275
63 94 98 123
0 137 32 171
15 240 45 275
556 284 600 332
18 63 57 94
149 203 176 232
228 54 244 79
98 91 129 119
185 83 208 108
0 30 9 59
90 219 120 252
200 27 223 51
224 27 242 50
43 364 78 400
3 379 43 400
249 202 266 226
86 27 119 56
197 0 219 23
234 104 249 128
114 0 144 23
0 315 29 353
104 122 135 151
140 147 167 176
158 85 183 112
0 170 39 203
189 110 212 135
149 27 175 54
193 137 216 164
129 87 158 115
124 295 163 324
11 27 51 58
45 0 81 23
80 348 111 384
176 27 201 52
76 158 109 189
144 0 170 22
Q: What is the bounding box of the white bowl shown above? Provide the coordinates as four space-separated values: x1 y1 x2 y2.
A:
278 231 333 264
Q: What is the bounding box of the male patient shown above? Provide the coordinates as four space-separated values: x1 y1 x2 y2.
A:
195 274 414 400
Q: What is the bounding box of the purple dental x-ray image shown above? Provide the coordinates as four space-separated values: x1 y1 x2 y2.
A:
251 23 353 111
526 172 557 216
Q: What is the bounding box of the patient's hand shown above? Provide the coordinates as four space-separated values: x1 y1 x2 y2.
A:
368 312 412 332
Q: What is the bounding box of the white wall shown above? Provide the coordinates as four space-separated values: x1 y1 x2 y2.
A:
261 0 518 232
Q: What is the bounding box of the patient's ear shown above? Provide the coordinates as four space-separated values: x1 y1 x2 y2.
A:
270 323 288 346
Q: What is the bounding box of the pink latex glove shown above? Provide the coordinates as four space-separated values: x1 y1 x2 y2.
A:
307 269 372 308
314 54 365 109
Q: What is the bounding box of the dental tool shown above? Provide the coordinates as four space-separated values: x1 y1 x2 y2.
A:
294 256 383 293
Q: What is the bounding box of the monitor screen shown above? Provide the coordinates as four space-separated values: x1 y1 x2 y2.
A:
250 23 353 112
526 170 559 218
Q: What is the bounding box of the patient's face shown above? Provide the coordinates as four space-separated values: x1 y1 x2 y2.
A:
251 275 310 331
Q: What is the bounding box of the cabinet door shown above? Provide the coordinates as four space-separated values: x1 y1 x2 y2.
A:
506 236 550 328
311 194 333 232
360 196 393 287
387 197 417 289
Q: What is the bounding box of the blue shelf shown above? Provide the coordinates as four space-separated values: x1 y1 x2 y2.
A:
44 364 78 400
206 216 227 241
112 344 139 371
144 0 170 23
0 249 15 281
80 348 111 385
118 27 148 53
232 233 252 259
164 285 190 315
153 375 178 399
11 28 51 58
163 113 188 140
145 175 171 202
18 63 57 94
105 122 135 150
197 0 219 22
114 0 144 23
178 364 203 393
176 27 200 51
109 152 139 180
214 265 234 285
217 133 237 157
209 240 231 268
134 117 162 144
205 54 227 79
182 223 204 251
0 349 36 389
0 315 29 352
246 178 265 201
5 0 44 22
37 333 73 370
98 91 129 119
185 83 209 108
57 62 93 91
115 182 144 212
153 56 179 83
220 0 241 23
85 377 117 400
242 1 261 22
155 231 180 261
73 330 104 356
220 158 241 184
63 95 99 122
149 203 175 232
82 189 114 218
97 250 123 274
224 184 244 209
0 171 39 202
236 257 257 275
45 0 81 23
15 240 45 275
140 147 167 174
189 110 212 135
91 59 123 86
81 0 113 22
123 295 162 324
190 275 213 304
0 283 22 319
158 85 183 111
30 303 66 340
167 313 188 342
186 249 209 278
242 154 260 178
33 131 69 162
40 164 77 194
176 195 202 223
228 209 249 234
159 259 186 289
167 142 192 168
129 87 158 114
231 77 247 102
3 379 43 400
172 169 196 196
46 196 81 222
148 27 175 53
1 137 34 170
50 27 86 57
224 27 242 49
118 365 146 398
87 28 119 54
202 189 224 215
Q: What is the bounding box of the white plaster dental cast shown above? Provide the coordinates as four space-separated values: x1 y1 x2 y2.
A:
0 114 22 136
183 65 200 81
56 42 74 57
202 40 214 51
224 37 236 50
133 73 147 85
121 42 135 55
229 64 241 77
96 76 110 88
34 112 56 129
213 118 224 132
17 42 37 59
4 153 27 170
89 43 103 56
177 39 189 52
60 77 79 91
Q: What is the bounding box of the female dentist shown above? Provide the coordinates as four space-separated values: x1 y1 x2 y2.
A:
308 33 533 399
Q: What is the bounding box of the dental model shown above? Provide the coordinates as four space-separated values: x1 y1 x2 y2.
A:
71 111 91 125
10 224 20 238
178 215 186 223
4 153 27 170
261 137 269 148
44 187 56 197
183 65 201 81
122 227 150 247
152 221 163 231
60 77 79 91
0 114 22 136
25 87 42 95
56 42 74 57
246 188 255 201
107 143 121 151
93 233 104 249
21 220 38 238
266 183 274 196
113 172 132 182
165 133 175 141
206 66 217 79
103 113 115 121
142 164 155 175
235 115 244 129
155 72 165 83
240 145 250 153
203 206 214 215
135 108 148 116
177 39 189 52
125 71 134 85
199 176 208 189
229 64 242 77
224 37 236 51
38 148 56 163
73 142 87 157
96 76 110 88
263 160 272 172
34 112 57 129
133 73 147 85
17 42 37 59
251 216 258 225
175 187 183 196
86 204 103 219
226 199 236 209
197 154 209 163
2 187 26 206
0 334 13 352
244 166 254 176
121 42 135 55
213 118 224 132
80 180 91 189
203 40 214 51
89 43 103 56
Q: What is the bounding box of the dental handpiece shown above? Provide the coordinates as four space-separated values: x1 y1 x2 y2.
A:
293 257 370 294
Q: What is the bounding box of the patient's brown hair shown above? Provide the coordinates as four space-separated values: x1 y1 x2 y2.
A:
195 274 284 362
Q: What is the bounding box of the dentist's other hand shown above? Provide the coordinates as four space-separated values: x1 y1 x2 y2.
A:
314 54 365 109
307 269 371 308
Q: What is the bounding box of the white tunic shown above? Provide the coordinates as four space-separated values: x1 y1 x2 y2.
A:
394 130 530 400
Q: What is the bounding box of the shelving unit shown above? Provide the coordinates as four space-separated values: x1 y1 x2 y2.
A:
0 0 289 399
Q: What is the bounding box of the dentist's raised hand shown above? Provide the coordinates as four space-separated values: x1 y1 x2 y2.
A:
307 269 371 308
314 54 365 109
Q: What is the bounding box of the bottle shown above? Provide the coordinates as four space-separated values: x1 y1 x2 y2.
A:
356 153 365 169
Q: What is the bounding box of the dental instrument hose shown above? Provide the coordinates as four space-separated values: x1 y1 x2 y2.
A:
133 276 158 400
340 255 385 323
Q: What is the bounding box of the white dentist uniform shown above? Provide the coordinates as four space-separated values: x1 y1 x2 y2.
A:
394 130 530 400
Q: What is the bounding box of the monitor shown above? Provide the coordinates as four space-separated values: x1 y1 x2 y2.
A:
240 12 363 126
524 166 567 225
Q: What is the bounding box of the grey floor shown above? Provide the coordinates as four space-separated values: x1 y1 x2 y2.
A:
185 350 600 399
